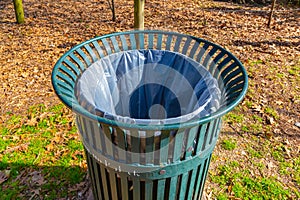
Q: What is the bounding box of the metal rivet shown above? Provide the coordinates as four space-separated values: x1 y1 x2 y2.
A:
159 170 166 175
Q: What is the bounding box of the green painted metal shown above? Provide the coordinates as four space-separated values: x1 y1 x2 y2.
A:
168 176 178 199
133 178 141 199
186 168 199 200
52 30 248 200
120 174 129 200
179 172 190 199
109 170 118 199
145 180 153 200
52 30 248 131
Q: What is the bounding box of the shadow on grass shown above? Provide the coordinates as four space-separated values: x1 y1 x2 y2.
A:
0 162 90 200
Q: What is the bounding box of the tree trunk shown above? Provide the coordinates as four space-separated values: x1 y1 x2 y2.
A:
134 0 144 30
111 0 116 21
268 0 276 28
107 0 116 22
13 0 25 24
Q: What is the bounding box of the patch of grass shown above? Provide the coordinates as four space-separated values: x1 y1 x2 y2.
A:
249 59 263 66
247 147 263 158
294 156 300 185
252 115 263 123
241 125 250 132
244 100 253 108
264 107 279 120
250 123 263 133
217 194 228 200
0 104 86 199
233 177 290 199
272 145 285 162
276 73 285 78
288 65 300 76
210 161 291 199
221 139 237 150
224 112 244 124
279 160 293 175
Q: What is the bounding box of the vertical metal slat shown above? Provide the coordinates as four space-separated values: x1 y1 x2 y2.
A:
168 176 178 200
178 172 189 200
76 48 91 66
110 36 121 53
186 169 198 200
131 129 140 164
157 34 163 49
197 156 212 200
172 129 185 162
189 41 200 59
120 174 129 200
145 180 153 200
139 33 145 49
182 37 192 55
116 127 127 162
157 179 166 199
99 165 110 200
102 124 114 158
101 38 112 55
129 34 137 50
86 151 100 200
133 178 141 200
145 131 155 164
120 34 129 51
196 43 209 63
148 33 154 49
69 53 85 71
109 170 118 199
84 44 98 62
166 34 173 50
92 41 105 58
193 161 205 200
173 36 183 52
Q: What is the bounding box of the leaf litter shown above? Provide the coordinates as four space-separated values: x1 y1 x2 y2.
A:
0 0 299 199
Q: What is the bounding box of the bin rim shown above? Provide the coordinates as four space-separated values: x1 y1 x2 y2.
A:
52 30 248 131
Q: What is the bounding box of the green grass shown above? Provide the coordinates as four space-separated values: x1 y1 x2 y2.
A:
210 161 291 200
288 65 300 76
210 132 300 199
224 113 244 124
247 147 264 158
1 101 299 199
0 104 86 199
221 139 237 150
264 107 279 120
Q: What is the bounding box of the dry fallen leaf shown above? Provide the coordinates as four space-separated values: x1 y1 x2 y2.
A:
267 161 275 169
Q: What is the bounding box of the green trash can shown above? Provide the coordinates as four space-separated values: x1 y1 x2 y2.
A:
52 30 248 200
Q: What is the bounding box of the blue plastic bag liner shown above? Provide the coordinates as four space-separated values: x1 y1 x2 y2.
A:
75 49 221 125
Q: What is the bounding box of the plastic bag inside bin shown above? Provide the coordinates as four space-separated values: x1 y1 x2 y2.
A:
75 49 221 125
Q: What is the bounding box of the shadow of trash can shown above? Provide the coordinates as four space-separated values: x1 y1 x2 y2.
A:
51 30 248 200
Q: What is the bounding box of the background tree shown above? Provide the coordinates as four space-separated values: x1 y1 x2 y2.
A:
107 0 116 21
13 0 25 24
134 0 144 29
268 0 276 28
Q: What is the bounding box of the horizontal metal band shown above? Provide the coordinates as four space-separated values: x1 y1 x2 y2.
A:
83 136 217 180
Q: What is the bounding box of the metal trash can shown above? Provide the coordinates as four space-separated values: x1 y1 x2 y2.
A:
51 30 248 200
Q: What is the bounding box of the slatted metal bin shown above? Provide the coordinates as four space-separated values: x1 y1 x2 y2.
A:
51 30 248 200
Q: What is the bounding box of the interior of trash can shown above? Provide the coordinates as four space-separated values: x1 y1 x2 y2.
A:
75 49 221 125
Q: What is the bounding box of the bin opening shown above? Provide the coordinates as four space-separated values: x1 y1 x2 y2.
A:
75 49 221 125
